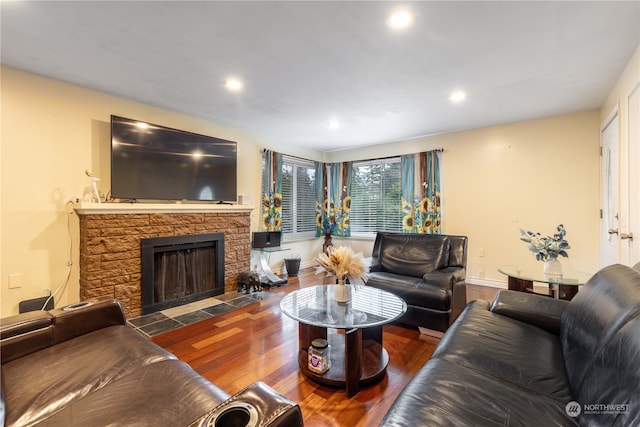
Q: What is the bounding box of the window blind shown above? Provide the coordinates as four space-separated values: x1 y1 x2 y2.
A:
350 157 403 233
281 155 317 237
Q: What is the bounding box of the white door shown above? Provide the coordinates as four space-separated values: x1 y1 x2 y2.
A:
600 112 619 267
628 84 640 265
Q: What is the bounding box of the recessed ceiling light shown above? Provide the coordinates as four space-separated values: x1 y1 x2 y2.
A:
386 9 414 30
224 78 243 92
327 119 340 129
450 91 467 103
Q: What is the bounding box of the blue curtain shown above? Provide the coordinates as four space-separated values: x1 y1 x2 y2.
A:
316 162 352 237
260 150 283 231
315 162 326 237
401 150 441 234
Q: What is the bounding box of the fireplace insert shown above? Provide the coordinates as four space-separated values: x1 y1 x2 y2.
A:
141 233 225 314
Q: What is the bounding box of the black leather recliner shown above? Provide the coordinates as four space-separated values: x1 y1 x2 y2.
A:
366 232 468 332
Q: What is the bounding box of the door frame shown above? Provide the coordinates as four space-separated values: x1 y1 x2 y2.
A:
600 107 620 267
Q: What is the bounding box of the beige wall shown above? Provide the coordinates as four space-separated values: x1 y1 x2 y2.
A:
0 66 321 316
0 65 604 316
327 111 602 286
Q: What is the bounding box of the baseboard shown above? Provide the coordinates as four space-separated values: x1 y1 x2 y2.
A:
465 276 507 289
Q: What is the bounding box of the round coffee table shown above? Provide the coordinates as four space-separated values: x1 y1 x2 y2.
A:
280 285 406 397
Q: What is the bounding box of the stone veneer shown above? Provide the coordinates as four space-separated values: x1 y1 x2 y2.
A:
78 211 251 318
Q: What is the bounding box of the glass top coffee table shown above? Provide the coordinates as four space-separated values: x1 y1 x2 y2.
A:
498 265 592 300
280 285 407 397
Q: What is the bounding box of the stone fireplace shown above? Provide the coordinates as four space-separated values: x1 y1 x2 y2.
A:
76 204 252 318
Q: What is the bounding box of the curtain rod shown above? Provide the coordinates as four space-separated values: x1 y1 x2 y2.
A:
262 147 444 163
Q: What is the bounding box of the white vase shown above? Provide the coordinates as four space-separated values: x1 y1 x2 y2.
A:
334 278 350 303
543 257 563 279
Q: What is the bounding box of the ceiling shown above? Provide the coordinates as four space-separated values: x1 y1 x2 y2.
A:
2 1 639 152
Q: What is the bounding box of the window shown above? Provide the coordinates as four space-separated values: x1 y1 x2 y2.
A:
350 157 403 233
281 156 317 237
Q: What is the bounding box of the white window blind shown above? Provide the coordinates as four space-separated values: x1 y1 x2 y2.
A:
350 157 403 233
281 156 316 237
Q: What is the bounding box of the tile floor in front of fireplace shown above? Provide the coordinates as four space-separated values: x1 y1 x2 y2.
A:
128 291 277 337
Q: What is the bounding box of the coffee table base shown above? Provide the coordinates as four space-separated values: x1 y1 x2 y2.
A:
297 323 389 398
507 276 578 300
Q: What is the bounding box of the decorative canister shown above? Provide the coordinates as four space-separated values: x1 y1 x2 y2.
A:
308 338 330 374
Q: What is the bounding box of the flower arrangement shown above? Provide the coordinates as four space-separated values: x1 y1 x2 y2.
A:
519 224 570 262
314 245 369 287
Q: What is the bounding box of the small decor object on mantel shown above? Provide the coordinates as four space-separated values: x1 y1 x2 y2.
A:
314 245 369 303
520 224 570 278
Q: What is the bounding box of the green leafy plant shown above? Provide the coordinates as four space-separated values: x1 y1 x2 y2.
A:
520 224 570 261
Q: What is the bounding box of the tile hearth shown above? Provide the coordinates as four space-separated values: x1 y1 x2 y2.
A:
128 291 276 337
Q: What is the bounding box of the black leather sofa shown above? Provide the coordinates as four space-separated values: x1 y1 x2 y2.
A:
379 263 640 426
0 297 303 427
366 232 468 332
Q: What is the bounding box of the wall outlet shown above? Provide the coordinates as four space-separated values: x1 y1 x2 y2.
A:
477 270 485 279
8 273 22 289
478 248 485 257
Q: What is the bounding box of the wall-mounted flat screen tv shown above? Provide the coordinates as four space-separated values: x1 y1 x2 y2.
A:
110 115 237 202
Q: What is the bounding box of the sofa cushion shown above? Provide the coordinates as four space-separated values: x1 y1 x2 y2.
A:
433 300 573 402
367 272 451 310
378 234 449 277
40 360 229 427
561 264 640 399
2 325 176 427
380 358 577 427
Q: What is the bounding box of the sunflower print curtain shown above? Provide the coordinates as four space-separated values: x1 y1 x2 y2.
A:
260 150 283 231
315 162 352 237
401 150 441 234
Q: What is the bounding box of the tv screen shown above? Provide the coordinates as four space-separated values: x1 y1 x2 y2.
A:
110 115 237 202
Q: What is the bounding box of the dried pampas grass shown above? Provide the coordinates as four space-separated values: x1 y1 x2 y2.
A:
314 245 369 288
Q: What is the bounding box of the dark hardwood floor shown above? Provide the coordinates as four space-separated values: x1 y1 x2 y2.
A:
152 269 499 426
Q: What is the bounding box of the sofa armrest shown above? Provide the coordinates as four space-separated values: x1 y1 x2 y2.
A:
1 311 54 363
189 381 303 427
489 290 569 335
49 297 127 344
422 267 465 288
450 281 467 325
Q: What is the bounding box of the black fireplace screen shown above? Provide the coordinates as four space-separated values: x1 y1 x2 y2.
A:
141 233 224 314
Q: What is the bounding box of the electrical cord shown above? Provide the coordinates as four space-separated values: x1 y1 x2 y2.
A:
41 201 74 310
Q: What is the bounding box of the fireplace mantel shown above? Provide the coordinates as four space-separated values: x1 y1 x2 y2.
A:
73 201 253 215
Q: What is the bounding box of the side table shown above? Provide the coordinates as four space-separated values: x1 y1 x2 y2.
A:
251 247 289 287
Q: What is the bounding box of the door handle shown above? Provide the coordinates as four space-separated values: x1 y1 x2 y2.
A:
620 233 634 241
608 228 619 235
